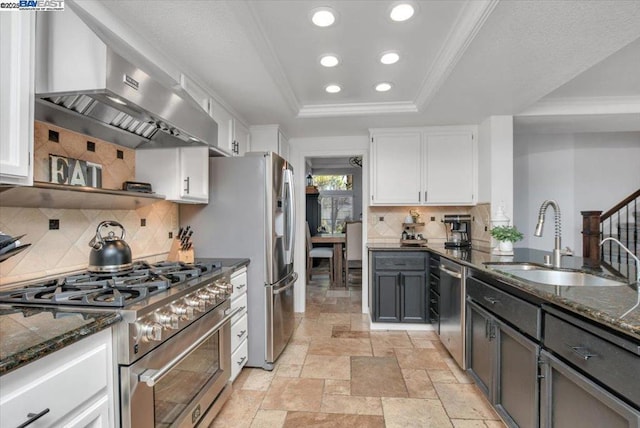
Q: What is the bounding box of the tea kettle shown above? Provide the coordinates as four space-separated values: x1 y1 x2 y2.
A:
88 221 133 272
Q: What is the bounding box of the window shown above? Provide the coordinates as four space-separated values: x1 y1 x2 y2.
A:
313 175 353 233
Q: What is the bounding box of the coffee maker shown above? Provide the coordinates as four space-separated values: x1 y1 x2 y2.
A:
442 214 472 248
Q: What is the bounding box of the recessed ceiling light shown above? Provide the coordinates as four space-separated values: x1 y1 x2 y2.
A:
320 55 340 67
375 82 393 92
380 52 400 65
390 3 415 22
311 7 336 27
325 84 341 94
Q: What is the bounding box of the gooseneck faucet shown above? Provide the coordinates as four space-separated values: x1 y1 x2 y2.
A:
534 200 563 268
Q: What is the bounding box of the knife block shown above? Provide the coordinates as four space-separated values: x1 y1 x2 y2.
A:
167 239 194 263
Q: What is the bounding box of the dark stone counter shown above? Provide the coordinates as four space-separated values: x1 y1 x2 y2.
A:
0 306 121 376
368 243 639 341
0 258 250 376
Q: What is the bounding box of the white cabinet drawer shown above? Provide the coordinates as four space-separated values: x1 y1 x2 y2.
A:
230 269 247 296
231 293 247 322
230 338 248 382
0 330 111 428
231 312 248 352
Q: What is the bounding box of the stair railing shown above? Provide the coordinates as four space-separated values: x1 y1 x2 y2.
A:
582 189 639 277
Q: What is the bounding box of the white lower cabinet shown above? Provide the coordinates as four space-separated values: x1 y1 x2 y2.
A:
0 329 114 428
229 267 248 382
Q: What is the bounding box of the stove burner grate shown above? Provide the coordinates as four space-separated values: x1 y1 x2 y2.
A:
0 260 223 308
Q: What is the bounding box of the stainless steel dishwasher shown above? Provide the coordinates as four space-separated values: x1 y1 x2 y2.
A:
438 258 467 369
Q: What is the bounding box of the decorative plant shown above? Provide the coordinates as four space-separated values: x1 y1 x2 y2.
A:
490 225 524 243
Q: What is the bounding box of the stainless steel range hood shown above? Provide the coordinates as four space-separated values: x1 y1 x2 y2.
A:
35 7 218 150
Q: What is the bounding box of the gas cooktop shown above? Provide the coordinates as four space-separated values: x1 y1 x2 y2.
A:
0 260 222 308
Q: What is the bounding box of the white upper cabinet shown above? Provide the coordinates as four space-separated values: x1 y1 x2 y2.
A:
136 146 209 203
249 125 289 159
232 119 249 157
371 131 423 204
181 73 249 157
0 12 35 186
370 126 477 206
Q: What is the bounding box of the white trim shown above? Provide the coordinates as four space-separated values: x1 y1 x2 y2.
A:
518 96 640 116
414 0 499 109
289 137 370 314
298 101 418 118
230 1 301 115
368 313 436 331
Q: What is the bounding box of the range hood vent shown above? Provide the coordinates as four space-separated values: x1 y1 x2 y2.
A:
35 6 219 151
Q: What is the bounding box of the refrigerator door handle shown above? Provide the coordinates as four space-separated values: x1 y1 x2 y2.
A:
273 272 298 295
284 168 296 265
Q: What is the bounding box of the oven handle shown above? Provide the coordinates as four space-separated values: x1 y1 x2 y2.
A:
139 307 240 387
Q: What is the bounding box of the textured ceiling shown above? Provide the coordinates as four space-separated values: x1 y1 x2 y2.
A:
92 0 640 137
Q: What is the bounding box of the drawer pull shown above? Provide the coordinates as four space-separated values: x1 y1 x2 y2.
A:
567 345 597 360
236 356 247 366
483 296 499 305
237 329 247 338
16 408 50 428
236 283 246 289
238 306 246 312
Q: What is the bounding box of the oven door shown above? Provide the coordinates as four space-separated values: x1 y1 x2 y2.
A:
120 302 236 428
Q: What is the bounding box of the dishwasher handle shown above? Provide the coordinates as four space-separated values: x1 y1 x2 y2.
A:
440 264 462 279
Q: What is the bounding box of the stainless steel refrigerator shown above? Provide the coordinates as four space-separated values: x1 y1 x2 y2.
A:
180 152 296 370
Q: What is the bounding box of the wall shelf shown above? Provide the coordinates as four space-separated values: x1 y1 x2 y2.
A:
0 181 166 210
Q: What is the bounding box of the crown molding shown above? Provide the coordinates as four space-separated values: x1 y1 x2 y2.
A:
228 1 301 114
414 0 500 110
298 101 418 118
518 96 640 116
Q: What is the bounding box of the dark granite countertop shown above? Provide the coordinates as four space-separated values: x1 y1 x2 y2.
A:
0 306 121 376
0 258 250 376
368 243 640 341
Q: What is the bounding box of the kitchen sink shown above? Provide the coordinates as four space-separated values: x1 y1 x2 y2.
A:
484 262 629 287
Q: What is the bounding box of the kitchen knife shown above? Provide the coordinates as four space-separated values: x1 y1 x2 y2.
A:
0 234 26 250
177 227 184 240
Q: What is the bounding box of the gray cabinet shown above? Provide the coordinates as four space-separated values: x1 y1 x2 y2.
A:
466 276 541 428
540 308 640 427
371 252 428 323
539 350 640 428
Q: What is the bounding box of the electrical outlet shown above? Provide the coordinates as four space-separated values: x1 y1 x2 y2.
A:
484 226 488 231
49 219 60 230
140 218 146 227
168 231 173 239
379 216 384 222
430 216 435 221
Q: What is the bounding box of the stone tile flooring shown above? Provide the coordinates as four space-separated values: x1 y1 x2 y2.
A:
211 276 505 427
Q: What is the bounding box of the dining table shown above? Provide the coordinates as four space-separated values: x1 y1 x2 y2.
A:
310 233 346 287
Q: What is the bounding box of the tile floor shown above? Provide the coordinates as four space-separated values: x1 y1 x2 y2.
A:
211 275 505 427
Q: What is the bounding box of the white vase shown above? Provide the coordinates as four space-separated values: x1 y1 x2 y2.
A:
498 241 513 252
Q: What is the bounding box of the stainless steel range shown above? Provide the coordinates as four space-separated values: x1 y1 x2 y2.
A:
0 260 239 427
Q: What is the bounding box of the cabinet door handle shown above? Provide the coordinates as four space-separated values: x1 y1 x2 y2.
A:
567 345 597 360
483 296 499 305
236 283 246 289
16 408 50 428
184 176 190 194
418 191 421 202
424 191 427 202
236 356 247 366
237 329 247 338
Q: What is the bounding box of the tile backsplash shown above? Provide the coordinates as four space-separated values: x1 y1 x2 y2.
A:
34 121 135 188
0 123 174 287
368 203 492 251
0 201 177 287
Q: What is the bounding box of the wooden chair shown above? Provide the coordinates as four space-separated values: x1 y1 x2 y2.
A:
305 222 334 285
344 220 362 284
